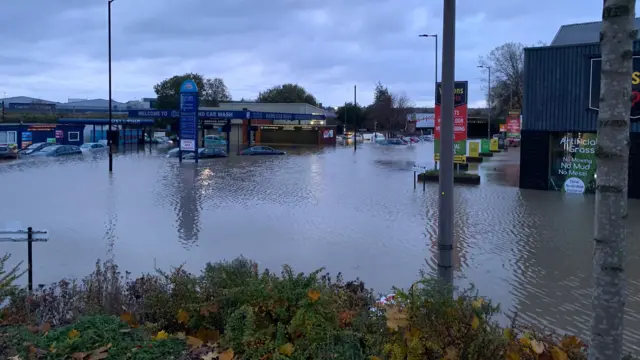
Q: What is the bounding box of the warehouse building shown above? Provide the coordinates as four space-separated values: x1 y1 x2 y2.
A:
520 19 640 198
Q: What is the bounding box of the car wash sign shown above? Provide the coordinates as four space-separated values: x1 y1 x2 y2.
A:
589 56 640 119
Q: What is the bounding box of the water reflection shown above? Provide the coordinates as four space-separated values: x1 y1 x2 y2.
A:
1 145 640 350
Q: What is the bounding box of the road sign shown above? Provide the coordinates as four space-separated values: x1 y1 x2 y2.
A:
179 80 199 161
412 165 428 172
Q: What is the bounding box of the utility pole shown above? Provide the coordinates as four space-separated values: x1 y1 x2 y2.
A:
343 102 347 144
108 0 114 173
478 65 492 138
354 85 357 151
438 0 455 288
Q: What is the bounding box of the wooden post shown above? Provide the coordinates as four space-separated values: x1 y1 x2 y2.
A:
27 227 33 292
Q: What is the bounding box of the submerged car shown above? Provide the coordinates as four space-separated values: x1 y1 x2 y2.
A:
80 142 107 152
183 148 228 159
19 142 56 155
240 146 286 156
0 145 18 159
31 145 82 157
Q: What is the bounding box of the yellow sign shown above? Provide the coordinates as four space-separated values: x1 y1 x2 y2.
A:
490 138 499 151
468 142 479 157
434 153 467 164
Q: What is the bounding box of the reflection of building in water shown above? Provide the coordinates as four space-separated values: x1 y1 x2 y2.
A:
174 165 201 246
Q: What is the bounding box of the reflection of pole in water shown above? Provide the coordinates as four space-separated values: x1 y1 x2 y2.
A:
104 173 118 265
175 164 201 247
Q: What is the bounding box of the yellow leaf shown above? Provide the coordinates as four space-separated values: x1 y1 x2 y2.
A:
119 312 138 327
550 346 568 360
279 342 295 356
177 309 190 324
385 305 409 331
369 357 383 360
471 315 480 330
559 335 583 350
471 297 485 309
187 336 204 349
152 330 169 341
505 350 520 360
530 339 545 354
307 289 321 303
219 349 234 360
68 329 81 340
518 337 531 347
442 347 458 360
503 328 514 341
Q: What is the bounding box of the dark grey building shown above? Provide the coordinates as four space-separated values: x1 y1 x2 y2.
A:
520 19 640 198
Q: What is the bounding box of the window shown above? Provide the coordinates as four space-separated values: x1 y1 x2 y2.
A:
68 132 80 142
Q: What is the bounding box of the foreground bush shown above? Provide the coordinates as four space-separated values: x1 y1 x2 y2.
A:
0 256 635 359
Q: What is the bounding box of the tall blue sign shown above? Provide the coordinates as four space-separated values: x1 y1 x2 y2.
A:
179 80 199 163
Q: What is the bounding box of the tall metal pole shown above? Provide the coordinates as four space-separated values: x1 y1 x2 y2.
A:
108 0 114 172
353 85 357 151
343 102 347 144
488 67 492 139
438 0 455 287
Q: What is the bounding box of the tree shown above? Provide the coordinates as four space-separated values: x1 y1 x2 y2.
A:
335 103 368 131
153 73 232 110
478 42 525 117
589 1 634 359
256 84 318 106
366 82 413 133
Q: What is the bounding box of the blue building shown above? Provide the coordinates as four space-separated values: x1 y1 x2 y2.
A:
0 123 85 149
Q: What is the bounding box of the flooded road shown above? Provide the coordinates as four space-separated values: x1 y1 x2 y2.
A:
1 143 639 350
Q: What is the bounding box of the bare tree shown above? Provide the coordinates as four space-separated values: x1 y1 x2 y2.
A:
478 42 525 115
391 92 412 130
589 0 635 358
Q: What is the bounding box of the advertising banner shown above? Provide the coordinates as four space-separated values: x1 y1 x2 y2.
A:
499 124 507 132
468 141 480 157
589 57 640 119
434 81 468 163
548 133 597 194
490 138 499 151
481 139 490 153
506 111 521 139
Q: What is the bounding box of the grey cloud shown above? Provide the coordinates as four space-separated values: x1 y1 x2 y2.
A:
0 0 619 106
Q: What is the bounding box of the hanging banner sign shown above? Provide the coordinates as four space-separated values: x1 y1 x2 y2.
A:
434 80 468 164
589 57 640 120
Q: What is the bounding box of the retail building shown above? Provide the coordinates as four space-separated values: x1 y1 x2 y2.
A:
520 19 640 198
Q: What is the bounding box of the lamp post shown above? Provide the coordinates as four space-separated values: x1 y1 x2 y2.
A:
478 65 491 139
418 34 438 107
108 0 114 172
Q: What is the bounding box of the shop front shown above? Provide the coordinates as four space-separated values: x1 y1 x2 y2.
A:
0 123 85 149
521 36 640 198
257 125 336 146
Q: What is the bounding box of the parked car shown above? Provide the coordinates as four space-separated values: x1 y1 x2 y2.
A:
0 145 18 159
240 146 286 156
18 142 56 155
31 145 82 157
183 148 228 159
204 135 227 148
80 142 107 152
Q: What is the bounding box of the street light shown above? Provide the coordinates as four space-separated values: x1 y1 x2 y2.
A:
478 65 491 139
419 34 438 107
108 0 114 172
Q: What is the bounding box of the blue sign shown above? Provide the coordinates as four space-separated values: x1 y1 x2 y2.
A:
127 109 326 120
179 80 199 158
22 132 32 141
57 118 154 126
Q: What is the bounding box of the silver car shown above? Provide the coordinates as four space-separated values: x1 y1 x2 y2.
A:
0 145 18 159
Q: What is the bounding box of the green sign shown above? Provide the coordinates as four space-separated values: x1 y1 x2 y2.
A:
434 139 467 158
548 133 597 194
480 139 490 153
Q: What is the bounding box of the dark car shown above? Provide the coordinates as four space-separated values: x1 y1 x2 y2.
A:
183 148 228 159
31 145 82 157
240 146 286 156
19 142 56 155
0 145 18 159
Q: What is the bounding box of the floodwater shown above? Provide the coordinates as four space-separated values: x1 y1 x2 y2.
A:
1 143 639 351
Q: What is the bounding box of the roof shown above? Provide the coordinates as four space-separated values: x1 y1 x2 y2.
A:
551 18 640 46
0 96 58 104
58 98 125 108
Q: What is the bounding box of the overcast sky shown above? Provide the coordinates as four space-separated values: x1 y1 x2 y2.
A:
0 0 623 108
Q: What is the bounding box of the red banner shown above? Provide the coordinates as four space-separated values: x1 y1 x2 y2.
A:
506 115 521 138
434 104 467 141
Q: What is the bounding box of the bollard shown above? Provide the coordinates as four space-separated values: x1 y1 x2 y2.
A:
414 171 416 189
27 227 33 292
